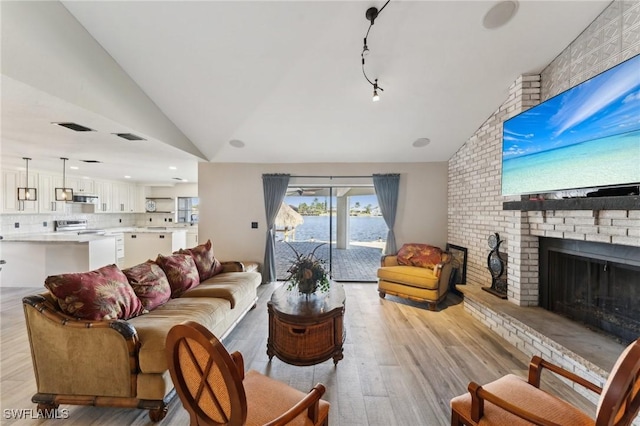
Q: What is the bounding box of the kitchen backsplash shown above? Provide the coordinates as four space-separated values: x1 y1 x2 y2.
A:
0 212 179 237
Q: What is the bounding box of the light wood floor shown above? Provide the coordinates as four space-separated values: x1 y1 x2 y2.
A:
1 283 596 425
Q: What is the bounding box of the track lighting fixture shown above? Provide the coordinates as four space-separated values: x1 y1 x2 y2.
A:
17 157 37 201
55 157 74 201
361 1 390 102
372 79 381 102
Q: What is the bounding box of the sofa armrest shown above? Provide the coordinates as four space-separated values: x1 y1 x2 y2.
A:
23 295 140 398
380 255 399 267
221 261 246 273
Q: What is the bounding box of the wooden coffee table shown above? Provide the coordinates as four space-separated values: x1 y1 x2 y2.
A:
267 282 345 366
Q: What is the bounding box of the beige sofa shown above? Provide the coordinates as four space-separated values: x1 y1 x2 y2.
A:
23 258 261 422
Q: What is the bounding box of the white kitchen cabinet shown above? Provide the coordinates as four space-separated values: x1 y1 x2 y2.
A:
186 229 198 248
112 182 130 213
94 180 112 212
66 177 95 194
123 230 186 268
105 232 125 268
38 173 67 213
129 184 146 213
2 169 38 213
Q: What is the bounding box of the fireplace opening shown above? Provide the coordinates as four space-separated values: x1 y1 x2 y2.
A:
540 238 640 345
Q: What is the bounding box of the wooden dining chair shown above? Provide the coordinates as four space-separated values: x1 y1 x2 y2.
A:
450 338 640 426
166 321 330 426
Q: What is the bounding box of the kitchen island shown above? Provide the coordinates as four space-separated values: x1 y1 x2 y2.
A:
123 228 187 268
0 234 116 287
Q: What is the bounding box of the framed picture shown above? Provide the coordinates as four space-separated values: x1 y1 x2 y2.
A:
446 243 467 285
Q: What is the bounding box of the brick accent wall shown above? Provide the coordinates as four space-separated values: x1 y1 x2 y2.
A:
448 0 640 306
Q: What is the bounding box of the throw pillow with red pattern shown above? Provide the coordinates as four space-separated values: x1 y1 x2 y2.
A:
44 264 144 321
156 253 201 298
396 243 443 269
178 239 223 281
122 260 171 311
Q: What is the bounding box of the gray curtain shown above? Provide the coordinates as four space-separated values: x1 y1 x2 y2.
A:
262 174 290 283
373 173 400 255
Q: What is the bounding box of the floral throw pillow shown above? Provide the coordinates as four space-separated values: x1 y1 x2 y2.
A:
156 253 201 298
178 239 223 281
396 244 443 269
44 264 144 321
122 261 171 311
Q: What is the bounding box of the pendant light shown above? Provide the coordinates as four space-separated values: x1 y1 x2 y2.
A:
17 157 37 201
55 157 73 201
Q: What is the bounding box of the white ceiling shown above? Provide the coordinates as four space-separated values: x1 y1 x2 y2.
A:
2 1 610 184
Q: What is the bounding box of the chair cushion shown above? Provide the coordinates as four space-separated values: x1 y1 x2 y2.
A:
377 265 439 290
397 243 442 268
156 253 201 298
122 261 171 311
450 374 594 426
44 264 144 321
244 370 330 426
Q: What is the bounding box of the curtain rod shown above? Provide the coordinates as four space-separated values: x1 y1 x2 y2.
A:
290 175 373 179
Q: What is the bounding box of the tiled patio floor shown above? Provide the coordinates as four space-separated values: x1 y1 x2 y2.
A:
275 241 383 282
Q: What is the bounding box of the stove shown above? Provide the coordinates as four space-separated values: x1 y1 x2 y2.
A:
54 220 106 235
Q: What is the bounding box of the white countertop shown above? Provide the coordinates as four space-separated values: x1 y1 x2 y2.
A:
123 228 187 234
1 225 196 243
1 234 116 243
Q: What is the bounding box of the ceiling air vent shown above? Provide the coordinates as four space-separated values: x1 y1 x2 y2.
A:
54 122 95 132
80 160 102 164
113 133 146 141
173 177 186 182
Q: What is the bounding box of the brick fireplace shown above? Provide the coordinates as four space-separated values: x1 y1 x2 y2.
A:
447 0 640 408
448 0 640 308
505 208 640 308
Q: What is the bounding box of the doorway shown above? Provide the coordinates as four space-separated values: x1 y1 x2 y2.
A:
275 186 386 282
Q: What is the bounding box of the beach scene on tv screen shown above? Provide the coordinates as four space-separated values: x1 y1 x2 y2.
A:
502 54 640 196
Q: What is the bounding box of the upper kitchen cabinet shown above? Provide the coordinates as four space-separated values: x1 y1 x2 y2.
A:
109 182 145 213
38 173 66 213
130 185 146 213
94 180 112 213
2 169 38 213
112 182 129 213
66 177 95 194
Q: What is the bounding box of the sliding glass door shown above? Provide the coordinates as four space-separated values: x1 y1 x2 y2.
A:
275 185 385 282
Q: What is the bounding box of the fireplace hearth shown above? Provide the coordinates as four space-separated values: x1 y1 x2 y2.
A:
540 238 640 344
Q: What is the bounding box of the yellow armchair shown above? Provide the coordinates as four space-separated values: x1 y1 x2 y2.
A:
377 243 453 311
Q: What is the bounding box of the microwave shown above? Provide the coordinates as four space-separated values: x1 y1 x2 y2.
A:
72 194 99 204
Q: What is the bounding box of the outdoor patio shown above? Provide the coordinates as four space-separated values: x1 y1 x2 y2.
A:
275 241 383 282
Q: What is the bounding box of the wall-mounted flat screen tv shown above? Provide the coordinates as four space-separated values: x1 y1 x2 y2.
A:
502 54 640 196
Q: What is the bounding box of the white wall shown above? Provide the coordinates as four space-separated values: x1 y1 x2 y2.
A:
1 1 204 159
198 162 448 265
147 183 198 198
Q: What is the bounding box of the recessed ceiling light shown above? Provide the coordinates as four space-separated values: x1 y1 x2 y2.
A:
229 139 245 148
412 138 431 148
169 166 177 170
124 175 131 179
70 166 79 170
483 1 518 29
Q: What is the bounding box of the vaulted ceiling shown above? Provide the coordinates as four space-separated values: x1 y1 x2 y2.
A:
1 1 609 184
